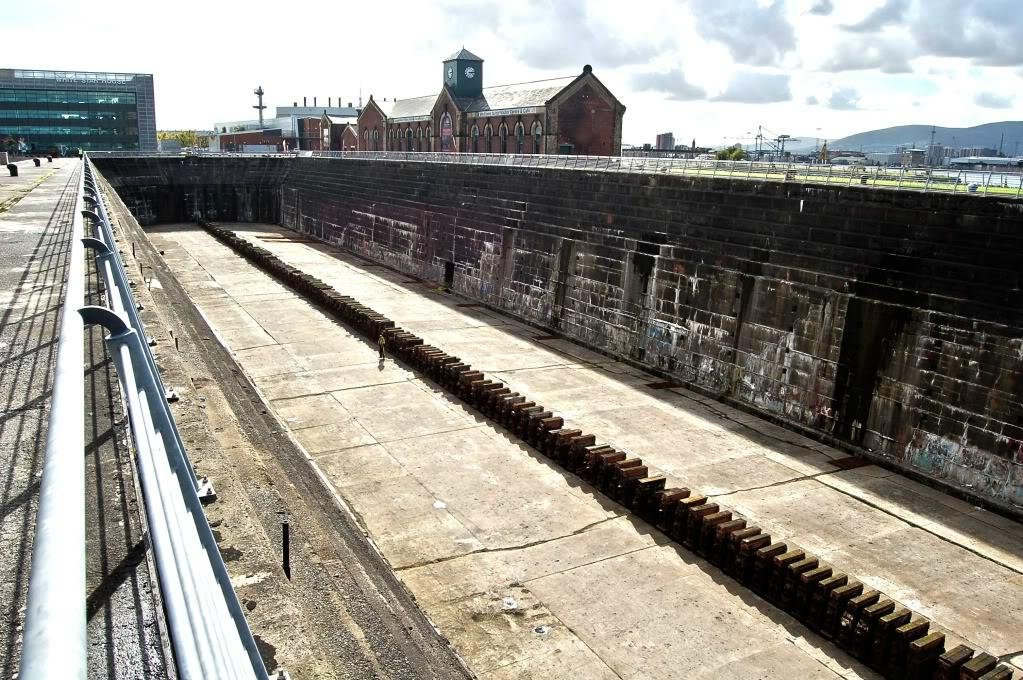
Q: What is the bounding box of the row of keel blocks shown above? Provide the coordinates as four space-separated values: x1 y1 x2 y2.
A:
199 223 1016 680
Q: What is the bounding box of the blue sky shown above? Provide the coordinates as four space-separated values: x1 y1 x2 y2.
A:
5 0 1022 146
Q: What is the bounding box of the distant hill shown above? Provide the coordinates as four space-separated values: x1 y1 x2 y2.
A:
787 122 1023 154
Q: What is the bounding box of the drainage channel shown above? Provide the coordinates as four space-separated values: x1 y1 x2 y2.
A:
200 221 1013 680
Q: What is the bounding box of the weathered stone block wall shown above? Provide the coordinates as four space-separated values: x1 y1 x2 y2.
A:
94 156 286 225
95 156 1023 513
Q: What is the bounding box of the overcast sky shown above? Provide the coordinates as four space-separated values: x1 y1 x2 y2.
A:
7 0 1022 146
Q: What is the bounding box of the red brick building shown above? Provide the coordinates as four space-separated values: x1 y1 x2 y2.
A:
319 114 359 151
357 49 625 155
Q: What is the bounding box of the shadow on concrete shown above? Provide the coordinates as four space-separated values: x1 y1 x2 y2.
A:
0 170 76 679
83 217 169 678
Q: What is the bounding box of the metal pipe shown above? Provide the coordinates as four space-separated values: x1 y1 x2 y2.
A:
113 338 208 679
19 162 87 680
86 162 200 492
97 314 262 679
76 164 269 678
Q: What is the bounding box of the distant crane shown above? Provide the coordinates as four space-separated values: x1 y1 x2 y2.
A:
752 125 800 160
253 86 266 129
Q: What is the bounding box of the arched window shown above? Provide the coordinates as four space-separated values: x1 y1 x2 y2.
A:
499 123 509 154
372 128 380 151
363 129 369 151
426 126 433 153
416 126 423 152
483 123 492 153
470 124 479 153
405 127 413 151
532 121 543 154
514 121 525 154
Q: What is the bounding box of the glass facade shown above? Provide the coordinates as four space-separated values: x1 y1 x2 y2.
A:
0 69 156 154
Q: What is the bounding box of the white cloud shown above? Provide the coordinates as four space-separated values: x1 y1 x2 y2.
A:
909 0 1023 66
2 0 1018 148
688 0 796 66
827 88 862 110
974 92 1014 109
842 0 909 32
807 0 834 16
632 69 706 100
822 41 913 74
713 72 792 103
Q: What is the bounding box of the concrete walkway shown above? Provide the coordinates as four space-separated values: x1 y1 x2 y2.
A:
0 159 167 678
148 222 1023 679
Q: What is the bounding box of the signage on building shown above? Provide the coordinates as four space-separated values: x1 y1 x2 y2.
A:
53 77 127 85
13 71 136 86
467 106 544 119
391 115 431 123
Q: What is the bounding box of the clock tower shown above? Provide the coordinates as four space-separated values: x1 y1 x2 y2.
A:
442 48 483 98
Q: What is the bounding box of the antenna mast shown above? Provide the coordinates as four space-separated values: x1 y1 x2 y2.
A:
253 86 266 129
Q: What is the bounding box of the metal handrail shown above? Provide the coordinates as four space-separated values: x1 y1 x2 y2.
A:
79 159 269 680
19 161 88 680
19 159 269 680
83 166 208 496
85 149 1023 198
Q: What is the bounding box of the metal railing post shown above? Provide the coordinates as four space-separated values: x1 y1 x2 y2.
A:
82 306 267 679
82 161 206 495
20 161 87 680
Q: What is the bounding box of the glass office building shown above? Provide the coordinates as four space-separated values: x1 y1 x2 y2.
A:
0 69 156 153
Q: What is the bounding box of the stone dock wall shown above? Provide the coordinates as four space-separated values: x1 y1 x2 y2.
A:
95 156 1023 513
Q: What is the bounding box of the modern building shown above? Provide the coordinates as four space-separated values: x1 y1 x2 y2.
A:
864 152 902 166
208 101 359 152
655 132 675 151
926 143 945 166
0 68 156 153
356 49 625 155
949 156 1023 168
902 148 926 166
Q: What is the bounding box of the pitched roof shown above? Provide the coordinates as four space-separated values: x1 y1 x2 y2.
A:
384 72 610 122
366 96 394 118
388 93 436 119
445 47 483 62
323 115 358 125
464 76 575 113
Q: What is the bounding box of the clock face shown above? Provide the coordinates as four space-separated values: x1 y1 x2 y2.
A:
447 67 453 79
465 66 476 79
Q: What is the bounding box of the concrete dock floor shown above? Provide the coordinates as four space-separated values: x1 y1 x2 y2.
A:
147 221 1023 679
